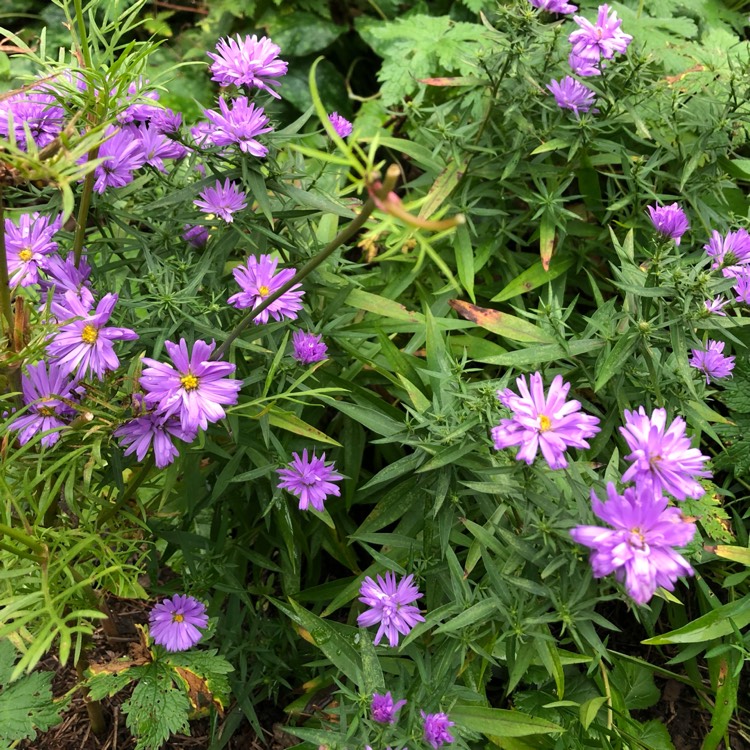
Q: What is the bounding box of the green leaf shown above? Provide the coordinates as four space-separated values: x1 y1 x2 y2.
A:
434 599 498 633
122 663 190 750
610 661 660 710
267 408 342 447
268 12 344 56
492 258 574 302
642 594 750 645
449 705 563 738
448 300 555 344
594 332 639 391
578 696 607 730
479 339 603 367
0 642 65 743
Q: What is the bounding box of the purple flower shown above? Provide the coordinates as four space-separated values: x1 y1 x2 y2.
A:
227 254 304 324
357 572 425 647
734 272 750 304
0 91 63 150
546 77 596 116
704 229 750 271
704 296 728 316
568 52 602 76
328 112 353 138
115 79 161 124
207 34 288 98
94 126 146 193
149 594 208 652
150 108 182 134
114 413 196 468
569 4 632 62
276 449 342 511
491 372 600 470
570 483 696 605
620 407 710 500
5 212 62 287
647 203 689 245
130 123 186 171
292 330 327 365
46 292 138 380
421 711 456 750
40 252 94 308
11 361 77 448
689 340 735 384
139 338 242 433
194 179 247 223
182 224 209 247
204 97 273 156
530 0 577 12
371 692 406 724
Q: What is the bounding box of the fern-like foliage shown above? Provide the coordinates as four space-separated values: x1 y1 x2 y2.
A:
0 640 66 745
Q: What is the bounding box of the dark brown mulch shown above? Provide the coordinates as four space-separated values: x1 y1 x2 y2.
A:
18 596 291 750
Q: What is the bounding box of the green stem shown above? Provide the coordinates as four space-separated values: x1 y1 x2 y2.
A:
72 0 93 69
96 455 155 527
0 188 13 337
72 152 98 268
0 522 45 554
0 540 43 562
213 166 400 362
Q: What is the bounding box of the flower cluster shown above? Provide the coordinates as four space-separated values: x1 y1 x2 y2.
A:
545 4 633 115
571 407 709 604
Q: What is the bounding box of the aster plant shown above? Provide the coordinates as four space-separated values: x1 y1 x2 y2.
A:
546 77 597 116
194 179 248 223
647 203 689 245
276 449 342 511
149 594 208 652
207 34 288 97
689 340 735 384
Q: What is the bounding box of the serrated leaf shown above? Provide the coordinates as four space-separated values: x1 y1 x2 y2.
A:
0 669 65 742
122 663 190 750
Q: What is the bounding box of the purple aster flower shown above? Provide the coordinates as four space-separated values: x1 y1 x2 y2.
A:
115 79 161 124
328 112 353 138
568 52 603 76
182 224 209 247
190 121 214 149
227 254 305 324
647 203 689 245
421 711 456 750
689 340 735 384
371 692 407 724
357 572 425 647
704 229 750 271
491 372 600 470
139 338 242 433
704 296 728 316
150 108 182 134
204 97 273 156
5 212 62 287
114 413 196 468
620 407 711 500
39 252 94 308
276 449 342 511
94 126 146 193
11 361 77 448
530 0 577 12
0 91 64 150
207 34 288 98
194 179 247 223
570 482 696 605
130 123 186 171
546 77 596 116
149 594 208 652
46 292 138 380
734 272 750 304
569 4 633 62
292 330 327 365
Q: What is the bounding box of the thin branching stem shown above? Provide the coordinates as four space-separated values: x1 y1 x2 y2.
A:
0 522 45 554
213 166 400 362
0 188 13 337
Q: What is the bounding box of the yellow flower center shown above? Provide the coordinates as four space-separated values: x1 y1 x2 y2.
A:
258 285 270 297
19 248 33 262
172 613 184 623
38 406 55 416
180 373 199 391
538 414 552 432
81 324 98 345
629 527 646 549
